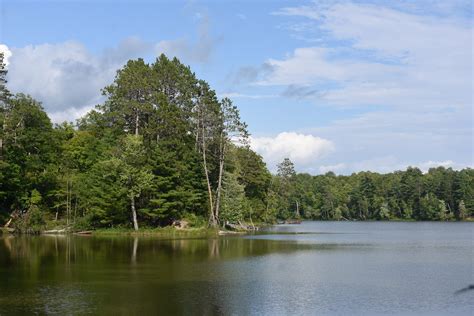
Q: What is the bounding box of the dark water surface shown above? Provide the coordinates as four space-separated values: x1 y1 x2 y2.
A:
0 222 472 315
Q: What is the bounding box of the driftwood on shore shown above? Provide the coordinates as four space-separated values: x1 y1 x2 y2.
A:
218 230 245 236
42 228 68 234
4 210 20 229
224 221 258 231
73 230 93 235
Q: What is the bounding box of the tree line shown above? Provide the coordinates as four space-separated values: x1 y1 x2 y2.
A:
0 53 472 232
272 158 473 221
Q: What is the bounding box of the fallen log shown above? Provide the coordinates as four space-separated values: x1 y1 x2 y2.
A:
4 217 13 228
42 228 67 234
73 230 93 235
4 210 20 228
218 230 245 236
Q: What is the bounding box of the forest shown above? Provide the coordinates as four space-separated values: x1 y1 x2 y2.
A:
0 53 472 232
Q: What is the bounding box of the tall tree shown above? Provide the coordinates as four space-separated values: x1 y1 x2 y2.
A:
117 135 154 230
214 98 248 225
0 52 12 160
101 58 153 136
194 80 221 227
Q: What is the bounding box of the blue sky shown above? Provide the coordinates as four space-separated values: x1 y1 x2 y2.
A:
0 0 472 174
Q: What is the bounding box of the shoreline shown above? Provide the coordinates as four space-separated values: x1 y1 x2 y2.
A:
2 218 473 237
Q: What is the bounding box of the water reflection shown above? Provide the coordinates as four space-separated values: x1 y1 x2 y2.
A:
0 222 472 316
0 235 326 315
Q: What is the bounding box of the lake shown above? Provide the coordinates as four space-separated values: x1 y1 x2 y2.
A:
0 222 472 315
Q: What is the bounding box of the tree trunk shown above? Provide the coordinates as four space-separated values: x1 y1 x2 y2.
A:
214 140 226 225
249 214 256 230
135 109 139 136
66 180 69 226
4 217 12 227
1 112 7 160
201 123 216 227
131 195 139 231
202 143 216 227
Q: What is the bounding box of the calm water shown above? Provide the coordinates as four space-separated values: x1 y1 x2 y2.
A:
0 222 473 315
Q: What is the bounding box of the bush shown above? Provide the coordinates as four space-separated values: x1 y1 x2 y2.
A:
15 205 46 234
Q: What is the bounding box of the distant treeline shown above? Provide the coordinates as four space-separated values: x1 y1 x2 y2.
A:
273 158 473 221
0 53 472 232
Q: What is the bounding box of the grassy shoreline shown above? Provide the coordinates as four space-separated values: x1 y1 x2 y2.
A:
91 226 219 237
2 218 473 237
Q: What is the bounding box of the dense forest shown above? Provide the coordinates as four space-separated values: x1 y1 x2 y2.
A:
0 53 472 232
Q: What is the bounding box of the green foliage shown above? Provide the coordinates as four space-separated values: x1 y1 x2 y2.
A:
0 54 471 233
148 140 206 224
268 164 473 222
220 172 247 224
458 200 467 220
277 158 296 178
15 190 46 234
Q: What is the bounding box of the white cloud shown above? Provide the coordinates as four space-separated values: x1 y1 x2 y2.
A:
266 2 472 110
4 30 218 123
304 108 473 174
0 44 12 65
7 41 115 117
48 105 95 124
244 1 473 174
250 132 334 172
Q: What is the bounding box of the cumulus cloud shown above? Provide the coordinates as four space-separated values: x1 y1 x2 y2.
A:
0 44 12 65
6 40 134 122
4 22 219 123
250 132 334 172
48 105 95 125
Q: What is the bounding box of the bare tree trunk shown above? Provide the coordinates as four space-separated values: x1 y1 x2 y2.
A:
215 158 224 222
1 112 7 160
131 195 139 231
214 140 226 224
135 109 139 136
199 119 216 227
295 200 300 218
202 141 216 227
4 217 12 227
74 195 77 224
249 213 255 230
66 180 69 226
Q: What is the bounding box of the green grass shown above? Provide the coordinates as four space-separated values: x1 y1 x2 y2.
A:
91 225 219 238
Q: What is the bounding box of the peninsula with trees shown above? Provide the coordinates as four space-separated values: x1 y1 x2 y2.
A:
0 53 472 233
